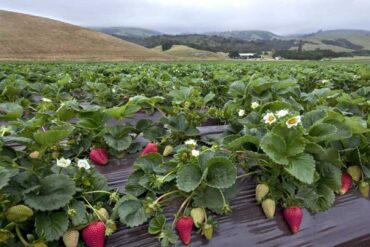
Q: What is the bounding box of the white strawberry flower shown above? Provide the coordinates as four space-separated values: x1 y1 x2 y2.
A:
238 109 245 117
77 159 91 170
185 139 197 146
286 116 302 128
191 149 200 157
56 157 71 168
251 102 259 109
263 113 277 125
276 109 289 118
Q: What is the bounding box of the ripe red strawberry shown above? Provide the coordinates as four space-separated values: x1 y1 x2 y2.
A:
89 148 109 165
175 217 193 245
141 143 158 156
283 206 303 234
81 221 106 247
339 172 352 195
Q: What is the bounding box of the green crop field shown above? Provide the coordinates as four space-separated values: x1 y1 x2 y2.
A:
0 61 369 246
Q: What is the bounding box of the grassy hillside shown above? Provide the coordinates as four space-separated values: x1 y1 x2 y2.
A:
133 34 295 53
92 27 161 38
152 45 228 59
205 30 281 40
299 30 370 51
0 10 170 61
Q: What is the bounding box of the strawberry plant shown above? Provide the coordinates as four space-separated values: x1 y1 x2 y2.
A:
112 143 237 246
0 61 369 245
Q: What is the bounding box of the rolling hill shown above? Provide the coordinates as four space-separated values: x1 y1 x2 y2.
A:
151 45 228 59
300 29 370 51
92 27 161 39
205 30 282 41
0 10 170 61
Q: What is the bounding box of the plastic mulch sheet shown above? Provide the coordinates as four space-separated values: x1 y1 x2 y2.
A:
96 126 370 247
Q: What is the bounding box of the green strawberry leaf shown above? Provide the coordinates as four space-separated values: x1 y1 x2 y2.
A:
317 162 341 191
104 103 141 119
118 195 149 227
284 153 315 184
203 92 216 105
125 170 147 197
344 117 369 134
68 200 88 227
148 214 166 235
0 167 11 190
224 134 259 151
193 187 224 214
308 123 337 142
260 132 289 165
35 211 69 242
302 110 327 129
104 134 132 151
272 126 305 157
176 164 203 192
206 157 236 189
33 127 73 148
198 150 216 171
300 184 335 212
24 174 76 211
133 153 163 174
0 103 23 120
159 227 178 247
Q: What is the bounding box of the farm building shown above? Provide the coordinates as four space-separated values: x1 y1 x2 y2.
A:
239 53 261 59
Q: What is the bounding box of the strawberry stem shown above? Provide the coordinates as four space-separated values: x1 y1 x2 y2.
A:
155 190 179 204
15 225 29 247
171 192 195 229
236 171 259 179
82 196 104 222
83 190 113 196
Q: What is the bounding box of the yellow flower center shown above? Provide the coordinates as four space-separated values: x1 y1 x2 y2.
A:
287 118 297 125
268 115 275 121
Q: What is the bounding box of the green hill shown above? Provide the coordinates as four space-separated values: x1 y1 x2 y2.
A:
152 45 228 59
299 30 370 51
205 30 282 40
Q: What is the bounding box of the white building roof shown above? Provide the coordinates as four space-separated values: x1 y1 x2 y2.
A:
239 53 256 56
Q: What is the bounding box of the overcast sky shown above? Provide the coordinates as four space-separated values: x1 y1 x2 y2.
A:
1 0 369 35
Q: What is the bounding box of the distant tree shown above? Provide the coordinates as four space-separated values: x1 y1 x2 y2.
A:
297 40 304 52
228 50 240 58
161 41 173 51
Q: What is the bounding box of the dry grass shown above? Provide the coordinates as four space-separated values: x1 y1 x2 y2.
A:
0 10 172 61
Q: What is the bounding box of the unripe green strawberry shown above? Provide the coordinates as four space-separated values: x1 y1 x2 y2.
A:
5 205 33 223
105 219 117 236
30 241 48 247
63 229 79 247
97 208 109 223
261 199 275 219
190 208 205 228
29 151 40 159
255 184 269 202
163 145 174 156
360 181 369 197
51 151 60 159
202 223 213 240
347 166 362 182
0 229 13 243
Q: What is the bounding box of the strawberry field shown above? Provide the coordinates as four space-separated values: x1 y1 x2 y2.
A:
0 62 369 247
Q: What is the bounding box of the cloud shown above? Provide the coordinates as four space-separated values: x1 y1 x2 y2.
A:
1 0 369 34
